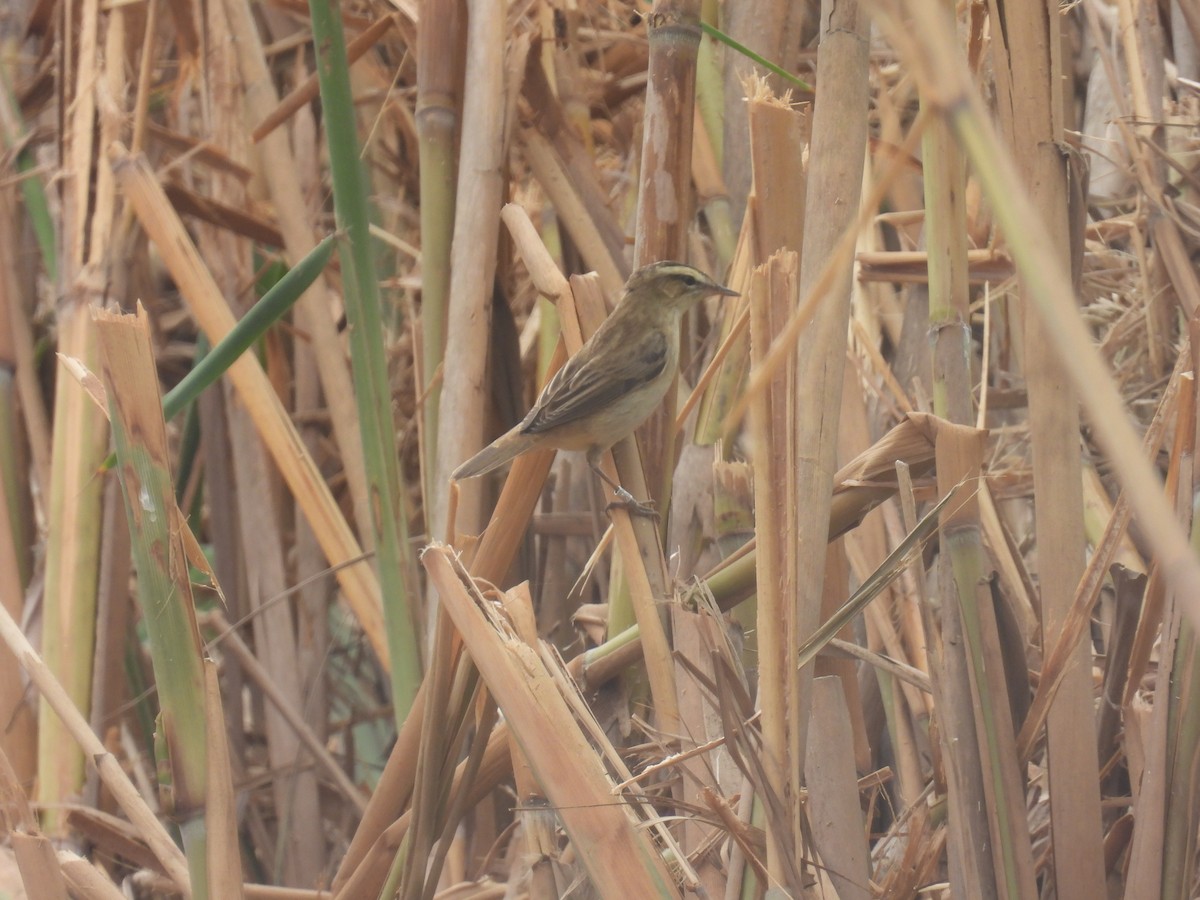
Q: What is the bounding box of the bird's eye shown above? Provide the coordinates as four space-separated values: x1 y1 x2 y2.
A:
680 275 698 287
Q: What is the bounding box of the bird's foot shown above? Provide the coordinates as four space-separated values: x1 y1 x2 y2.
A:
606 486 659 519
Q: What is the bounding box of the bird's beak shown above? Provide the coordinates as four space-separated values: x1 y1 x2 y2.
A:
712 284 740 298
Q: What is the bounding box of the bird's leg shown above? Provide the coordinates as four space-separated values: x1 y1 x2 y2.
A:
586 449 658 518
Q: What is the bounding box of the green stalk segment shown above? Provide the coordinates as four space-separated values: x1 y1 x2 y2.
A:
699 22 813 92
162 234 337 420
307 0 423 723
99 234 338 474
97 310 212 898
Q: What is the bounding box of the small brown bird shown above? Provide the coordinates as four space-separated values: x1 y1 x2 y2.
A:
452 261 738 510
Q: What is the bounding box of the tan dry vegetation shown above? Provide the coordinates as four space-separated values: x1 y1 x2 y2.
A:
0 0 1198 897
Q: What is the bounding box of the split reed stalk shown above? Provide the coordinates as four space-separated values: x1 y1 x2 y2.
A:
989 0 1106 892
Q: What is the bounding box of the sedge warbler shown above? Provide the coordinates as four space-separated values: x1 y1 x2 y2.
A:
452 260 738 512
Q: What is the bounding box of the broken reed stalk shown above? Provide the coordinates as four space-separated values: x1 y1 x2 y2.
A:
875 0 1200 621
422 545 678 897
95 306 233 898
990 0 1107 891
110 146 390 668
37 0 112 829
630 0 701 520
747 253 804 889
777 0 871 885
0 598 191 889
937 423 1036 899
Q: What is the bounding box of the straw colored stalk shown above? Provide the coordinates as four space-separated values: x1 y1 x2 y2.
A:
778 0 870 877
498 203 681 732
109 147 390 668
334 730 515 899
747 252 804 889
1119 358 1193 710
920 97 1005 893
0 202 36 783
1017 321 1188 764
12 831 66 897
94 307 240 898
1121 377 1190 898
433 0 512 539
415 0 464 526
720 0 803 222
222 0 375 555
634 0 700 265
58 850 127 899
307 0 423 721
935 421 1036 899
691 106 736 268
871 0 1200 622
694 90 806 445
519 126 625 295
518 55 628 280
1154 366 1200 900
37 0 113 828
836 398 904 784
397 607 470 900
630 0 702 510
200 0 325 880
222 400 319 880
990 0 1106 891
0 201 47 502
0 597 191 889
1102 15 1200 323
805 676 871 899
337 418 940 895
422 544 679 898
693 0 724 173
1162 637 1200 900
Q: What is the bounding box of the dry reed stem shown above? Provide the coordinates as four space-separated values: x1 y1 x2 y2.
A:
58 851 127 900
422 544 678 896
520 127 625 294
747 253 799 878
38 0 114 825
990 0 1106 888
110 146 389 667
203 661 244 898
222 0 374 552
806 676 871 899
12 832 67 896
0 600 191 889
786 5 871 888
208 615 369 813
882 0 1200 622
433 0 510 538
3 0 1197 893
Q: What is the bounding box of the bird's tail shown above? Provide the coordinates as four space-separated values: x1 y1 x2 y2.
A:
451 427 533 480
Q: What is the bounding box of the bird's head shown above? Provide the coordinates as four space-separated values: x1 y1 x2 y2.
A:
623 261 739 312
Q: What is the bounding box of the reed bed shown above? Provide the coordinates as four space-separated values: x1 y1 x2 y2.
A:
0 0 1196 897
